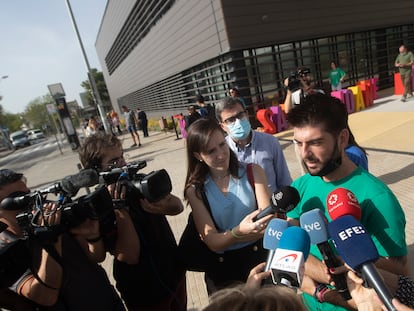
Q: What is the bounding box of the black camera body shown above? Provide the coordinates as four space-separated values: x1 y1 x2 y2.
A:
60 185 113 227
100 161 172 204
15 185 113 240
287 72 301 91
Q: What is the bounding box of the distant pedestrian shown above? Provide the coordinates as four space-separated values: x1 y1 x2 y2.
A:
110 110 122 135
229 87 246 109
136 107 149 137
196 94 215 120
395 44 414 102
121 105 141 147
85 116 102 137
328 61 346 91
184 105 201 131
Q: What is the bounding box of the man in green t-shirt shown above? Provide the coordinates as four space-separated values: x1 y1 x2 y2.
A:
395 44 414 102
285 94 408 311
328 61 346 91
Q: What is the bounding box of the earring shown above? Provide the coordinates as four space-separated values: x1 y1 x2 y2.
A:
199 159 203 162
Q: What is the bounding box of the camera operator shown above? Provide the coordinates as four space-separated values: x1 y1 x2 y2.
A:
283 66 324 113
78 133 186 311
0 169 125 310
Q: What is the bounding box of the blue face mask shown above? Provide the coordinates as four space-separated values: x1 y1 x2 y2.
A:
228 118 251 140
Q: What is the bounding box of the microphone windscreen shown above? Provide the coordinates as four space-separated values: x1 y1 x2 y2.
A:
328 215 379 270
61 169 100 196
278 226 311 260
326 188 361 220
271 186 300 213
263 218 289 250
300 208 329 245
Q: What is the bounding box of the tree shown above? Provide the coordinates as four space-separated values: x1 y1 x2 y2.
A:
80 68 110 107
23 95 54 130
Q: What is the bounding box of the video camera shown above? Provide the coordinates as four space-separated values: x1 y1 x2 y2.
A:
286 67 311 91
99 160 172 204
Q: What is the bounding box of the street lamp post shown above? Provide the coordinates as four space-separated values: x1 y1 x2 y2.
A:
64 0 109 133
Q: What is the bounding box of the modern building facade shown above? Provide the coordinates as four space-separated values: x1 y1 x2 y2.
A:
95 0 414 119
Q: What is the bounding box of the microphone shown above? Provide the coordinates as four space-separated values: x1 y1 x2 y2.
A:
326 188 361 220
300 209 351 300
270 226 310 288
40 169 100 196
253 186 300 221
328 215 396 311
263 218 289 272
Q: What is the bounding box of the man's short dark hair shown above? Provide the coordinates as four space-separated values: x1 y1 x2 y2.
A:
0 169 23 188
286 93 348 136
195 94 204 103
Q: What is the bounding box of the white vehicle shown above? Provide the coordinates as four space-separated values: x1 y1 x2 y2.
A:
27 129 45 141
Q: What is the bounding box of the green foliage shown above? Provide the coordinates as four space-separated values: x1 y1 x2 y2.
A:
24 96 52 130
80 68 110 107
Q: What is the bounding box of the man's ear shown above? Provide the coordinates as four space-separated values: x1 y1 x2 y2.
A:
339 128 349 149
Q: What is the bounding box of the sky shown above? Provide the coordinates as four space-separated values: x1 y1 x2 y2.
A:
0 0 107 114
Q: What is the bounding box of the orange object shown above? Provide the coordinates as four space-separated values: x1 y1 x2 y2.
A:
256 109 276 134
394 73 404 95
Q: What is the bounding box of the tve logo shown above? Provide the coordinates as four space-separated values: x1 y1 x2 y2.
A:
302 221 322 232
266 227 283 240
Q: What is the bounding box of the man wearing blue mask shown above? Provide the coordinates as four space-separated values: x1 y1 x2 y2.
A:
216 97 292 193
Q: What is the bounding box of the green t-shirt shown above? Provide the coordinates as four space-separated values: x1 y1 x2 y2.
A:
329 68 346 87
287 167 407 311
395 51 414 76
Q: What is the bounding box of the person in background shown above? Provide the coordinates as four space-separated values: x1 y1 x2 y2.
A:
285 94 408 311
85 116 101 137
284 66 324 113
216 97 292 193
345 125 368 171
122 105 141 148
79 133 186 311
184 118 274 294
110 110 122 135
395 44 414 102
196 94 215 120
184 105 201 131
229 87 246 109
136 107 149 137
328 61 346 91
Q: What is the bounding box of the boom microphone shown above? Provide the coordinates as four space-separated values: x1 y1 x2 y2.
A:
326 188 361 220
254 186 300 221
300 209 351 300
270 226 310 288
40 169 100 196
263 218 289 272
328 215 396 311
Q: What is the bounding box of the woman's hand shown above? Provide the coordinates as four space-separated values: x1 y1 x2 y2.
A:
237 210 273 236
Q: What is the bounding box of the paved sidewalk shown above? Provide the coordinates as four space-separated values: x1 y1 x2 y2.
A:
3 90 414 310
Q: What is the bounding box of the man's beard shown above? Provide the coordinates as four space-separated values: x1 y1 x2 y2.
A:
304 143 342 177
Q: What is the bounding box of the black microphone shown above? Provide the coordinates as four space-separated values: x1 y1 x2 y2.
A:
253 186 300 221
40 169 99 196
300 209 351 300
328 215 396 311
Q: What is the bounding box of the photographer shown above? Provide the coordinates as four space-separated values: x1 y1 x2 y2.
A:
78 133 186 311
283 66 324 113
0 169 125 310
